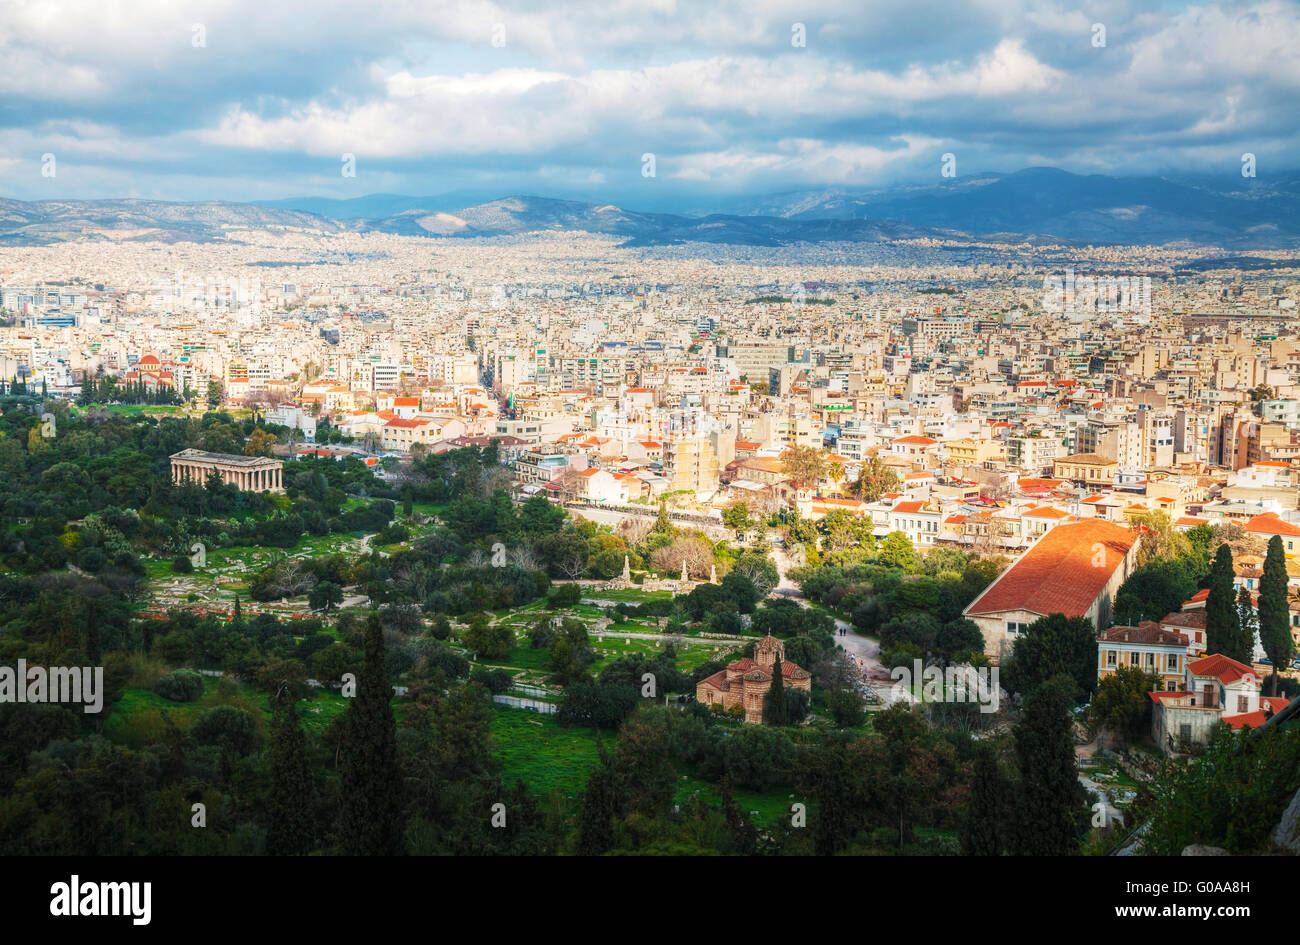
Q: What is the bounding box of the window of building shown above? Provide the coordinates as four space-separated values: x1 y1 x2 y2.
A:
1238 696 1248 713
1179 723 1191 738
1106 650 1117 667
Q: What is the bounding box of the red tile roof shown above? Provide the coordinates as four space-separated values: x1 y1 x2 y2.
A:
1159 611 1207 630
1098 622 1187 647
1188 653 1254 685
965 520 1137 618
1245 512 1300 538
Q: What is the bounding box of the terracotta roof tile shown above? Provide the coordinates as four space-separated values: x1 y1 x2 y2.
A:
965 520 1137 618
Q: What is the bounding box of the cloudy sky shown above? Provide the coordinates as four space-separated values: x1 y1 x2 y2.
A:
2 0 1297 205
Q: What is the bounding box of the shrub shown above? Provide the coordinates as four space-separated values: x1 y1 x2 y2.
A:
547 583 582 609
190 705 262 755
153 669 206 703
471 667 515 694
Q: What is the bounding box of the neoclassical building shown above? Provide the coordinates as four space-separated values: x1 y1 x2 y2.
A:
170 448 285 493
696 635 812 724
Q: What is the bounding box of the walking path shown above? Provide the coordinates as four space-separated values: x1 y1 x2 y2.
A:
770 543 897 695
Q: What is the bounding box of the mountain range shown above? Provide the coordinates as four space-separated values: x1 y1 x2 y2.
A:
4 168 1299 248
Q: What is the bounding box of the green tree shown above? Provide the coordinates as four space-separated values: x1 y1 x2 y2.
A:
780 445 828 491
960 742 1005 856
851 453 901 502
308 581 343 613
1236 584 1258 665
462 616 513 659
876 531 918 571
1006 613 1098 701
1114 556 1203 625
264 686 314 855
1009 677 1086 856
722 501 752 534
1205 544 1241 659
575 737 619 855
1258 535 1294 695
762 652 787 726
720 774 758 855
1090 665 1157 747
337 616 406 855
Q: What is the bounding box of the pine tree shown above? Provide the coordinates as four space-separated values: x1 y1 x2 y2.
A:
231 593 242 625
1009 677 1086 856
337 615 406 855
265 686 314 855
1235 584 1257 665
961 742 1004 856
1205 544 1240 658
1258 535 1294 696
763 649 787 725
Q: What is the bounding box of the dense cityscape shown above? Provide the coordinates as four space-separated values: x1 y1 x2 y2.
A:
0 2 1296 914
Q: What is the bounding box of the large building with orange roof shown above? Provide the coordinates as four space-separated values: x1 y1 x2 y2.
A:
963 519 1140 662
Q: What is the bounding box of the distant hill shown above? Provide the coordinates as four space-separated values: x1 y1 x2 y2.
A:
717 168 1300 246
254 191 502 220
4 167 1299 247
0 198 341 245
351 195 979 246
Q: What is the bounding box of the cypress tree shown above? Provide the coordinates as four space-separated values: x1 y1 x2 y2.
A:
337 615 406 855
265 686 314 855
1009 677 1086 856
1205 544 1240 658
810 736 854 856
575 736 618 856
961 742 1005 856
1235 584 1257 665
763 648 787 726
1258 535 1294 696
720 774 758 855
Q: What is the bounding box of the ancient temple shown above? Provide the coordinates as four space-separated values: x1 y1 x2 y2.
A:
170 448 285 493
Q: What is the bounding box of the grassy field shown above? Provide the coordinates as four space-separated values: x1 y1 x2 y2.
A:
582 587 674 604
674 775 797 828
92 404 185 416
104 677 349 748
490 705 607 796
478 645 553 674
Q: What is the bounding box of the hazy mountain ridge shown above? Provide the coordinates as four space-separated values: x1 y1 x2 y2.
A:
0 198 342 245
3 168 1299 247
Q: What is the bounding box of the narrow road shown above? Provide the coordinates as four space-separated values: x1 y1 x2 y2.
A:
771 542 889 681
